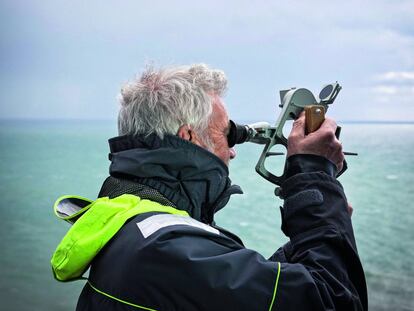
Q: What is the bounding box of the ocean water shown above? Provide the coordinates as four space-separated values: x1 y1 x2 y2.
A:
0 120 413 311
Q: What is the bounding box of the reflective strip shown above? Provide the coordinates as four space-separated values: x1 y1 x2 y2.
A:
88 281 158 311
268 262 281 311
53 195 93 222
137 214 219 238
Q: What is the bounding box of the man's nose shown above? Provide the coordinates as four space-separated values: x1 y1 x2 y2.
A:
229 147 236 160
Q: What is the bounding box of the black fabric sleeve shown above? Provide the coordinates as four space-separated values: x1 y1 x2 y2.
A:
268 170 368 311
285 154 338 179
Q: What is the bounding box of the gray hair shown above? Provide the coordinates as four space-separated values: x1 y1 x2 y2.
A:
117 64 227 150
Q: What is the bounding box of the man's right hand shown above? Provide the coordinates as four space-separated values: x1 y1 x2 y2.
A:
287 112 344 172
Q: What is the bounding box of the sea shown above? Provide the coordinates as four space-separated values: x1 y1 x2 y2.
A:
0 120 413 311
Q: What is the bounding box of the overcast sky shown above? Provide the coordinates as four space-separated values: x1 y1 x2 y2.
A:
1 0 413 121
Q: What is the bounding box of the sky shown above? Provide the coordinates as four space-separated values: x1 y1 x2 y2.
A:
1 0 413 122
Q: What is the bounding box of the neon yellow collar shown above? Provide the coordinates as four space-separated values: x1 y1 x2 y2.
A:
51 194 188 282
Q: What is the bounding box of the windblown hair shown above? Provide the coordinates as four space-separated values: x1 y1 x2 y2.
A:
118 64 227 149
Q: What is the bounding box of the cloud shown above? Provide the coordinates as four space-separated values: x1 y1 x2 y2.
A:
370 71 414 106
371 86 398 95
370 84 414 99
374 71 414 83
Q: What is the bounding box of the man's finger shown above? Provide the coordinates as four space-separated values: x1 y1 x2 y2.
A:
317 117 337 133
290 112 306 139
347 203 353 217
336 160 344 173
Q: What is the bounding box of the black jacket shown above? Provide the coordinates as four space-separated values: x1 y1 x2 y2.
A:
76 134 368 311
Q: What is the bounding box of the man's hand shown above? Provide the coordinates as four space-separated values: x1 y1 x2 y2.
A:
287 112 344 172
347 202 354 217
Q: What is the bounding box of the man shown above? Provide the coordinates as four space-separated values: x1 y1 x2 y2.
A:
52 64 367 310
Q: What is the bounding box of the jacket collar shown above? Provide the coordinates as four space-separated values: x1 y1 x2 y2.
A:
107 134 242 223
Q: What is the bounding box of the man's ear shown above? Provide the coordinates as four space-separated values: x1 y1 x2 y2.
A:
177 125 192 141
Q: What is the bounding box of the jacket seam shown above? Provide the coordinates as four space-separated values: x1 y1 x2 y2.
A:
268 261 281 311
87 281 158 311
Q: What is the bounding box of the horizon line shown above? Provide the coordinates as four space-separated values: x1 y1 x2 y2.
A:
0 118 413 125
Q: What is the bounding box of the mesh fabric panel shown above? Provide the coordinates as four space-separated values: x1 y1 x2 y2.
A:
98 176 176 208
